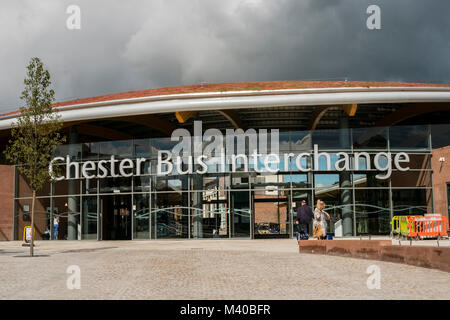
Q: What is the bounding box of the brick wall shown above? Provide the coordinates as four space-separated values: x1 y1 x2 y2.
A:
0 165 14 240
432 146 450 219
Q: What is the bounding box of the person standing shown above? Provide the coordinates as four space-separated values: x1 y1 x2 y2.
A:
313 200 330 240
53 216 59 240
296 199 314 239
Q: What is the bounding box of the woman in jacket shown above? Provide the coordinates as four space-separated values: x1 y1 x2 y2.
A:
313 200 330 239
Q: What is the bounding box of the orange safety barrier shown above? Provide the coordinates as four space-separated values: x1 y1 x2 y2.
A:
407 216 449 240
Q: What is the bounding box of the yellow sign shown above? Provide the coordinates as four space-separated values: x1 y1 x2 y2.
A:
22 226 34 245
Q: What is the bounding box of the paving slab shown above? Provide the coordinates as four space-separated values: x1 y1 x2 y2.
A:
0 239 449 300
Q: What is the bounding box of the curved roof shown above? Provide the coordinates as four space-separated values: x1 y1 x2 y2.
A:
1 80 450 130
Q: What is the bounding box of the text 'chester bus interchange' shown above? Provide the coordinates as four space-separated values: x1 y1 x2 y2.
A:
0 81 449 241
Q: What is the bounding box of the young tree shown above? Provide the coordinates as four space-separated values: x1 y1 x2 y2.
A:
4 57 65 256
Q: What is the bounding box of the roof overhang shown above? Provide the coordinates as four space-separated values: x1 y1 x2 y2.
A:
1 86 450 131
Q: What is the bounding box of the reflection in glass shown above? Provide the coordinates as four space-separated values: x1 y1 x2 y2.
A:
100 195 131 240
314 174 339 189
99 141 132 159
99 176 132 193
153 192 188 238
353 173 389 188
133 139 152 158
390 170 431 188
390 125 430 150
352 127 387 149
231 191 250 237
405 154 431 170
81 143 99 161
392 189 429 215
253 198 289 237
291 131 311 152
354 189 390 235
82 179 97 194
82 196 97 240
52 196 70 240
191 191 228 238
133 194 150 239
312 129 348 150
134 176 151 193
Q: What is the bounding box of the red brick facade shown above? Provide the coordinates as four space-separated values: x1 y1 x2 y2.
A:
0 165 14 240
432 146 450 219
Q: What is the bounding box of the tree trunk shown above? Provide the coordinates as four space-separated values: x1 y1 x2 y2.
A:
30 189 36 257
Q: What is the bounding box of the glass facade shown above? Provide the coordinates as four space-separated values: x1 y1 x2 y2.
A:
13 124 438 240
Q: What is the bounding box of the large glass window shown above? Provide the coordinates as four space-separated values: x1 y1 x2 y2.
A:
392 189 429 215
352 127 388 150
314 188 353 236
353 173 389 188
100 176 132 194
82 196 97 240
13 124 440 240
190 191 228 238
390 125 430 150
100 195 131 240
354 189 390 235
53 196 70 240
314 174 339 190
99 141 132 159
231 190 251 237
153 192 188 238
133 194 150 239
52 195 80 240
81 143 99 161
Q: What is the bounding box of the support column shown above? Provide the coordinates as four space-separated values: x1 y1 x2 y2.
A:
191 120 203 238
339 115 353 236
192 173 203 238
67 126 79 240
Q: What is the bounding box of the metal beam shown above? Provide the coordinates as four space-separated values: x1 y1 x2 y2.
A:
308 106 332 131
342 104 358 116
175 111 198 123
308 104 358 131
218 110 247 130
175 109 246 129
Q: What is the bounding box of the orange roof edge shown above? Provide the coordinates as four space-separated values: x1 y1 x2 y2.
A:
2 80 450 118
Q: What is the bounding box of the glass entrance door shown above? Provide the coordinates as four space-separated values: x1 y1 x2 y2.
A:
101 195 132 240
230 190 251 238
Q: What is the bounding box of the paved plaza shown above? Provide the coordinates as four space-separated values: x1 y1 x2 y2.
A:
0 239 449 300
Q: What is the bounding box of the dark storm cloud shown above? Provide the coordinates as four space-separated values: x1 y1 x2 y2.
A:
0 0 449 113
